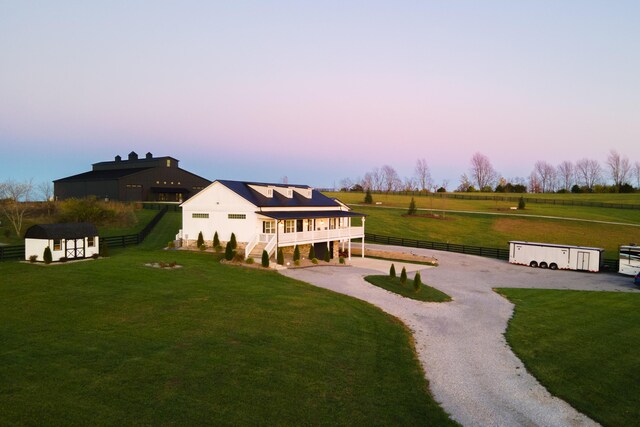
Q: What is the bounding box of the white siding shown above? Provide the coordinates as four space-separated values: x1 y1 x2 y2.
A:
180 181 259 243
25 236 99 262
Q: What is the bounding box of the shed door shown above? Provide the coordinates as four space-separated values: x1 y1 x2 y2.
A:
577 251 590 271
65 239 85 259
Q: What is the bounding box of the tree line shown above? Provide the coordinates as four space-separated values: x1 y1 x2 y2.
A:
340 150 640 194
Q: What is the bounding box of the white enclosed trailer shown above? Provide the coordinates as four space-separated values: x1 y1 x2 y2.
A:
509 241 604 272
618 245 640 276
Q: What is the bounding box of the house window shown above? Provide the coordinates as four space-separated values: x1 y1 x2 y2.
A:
285 220 295 233
228 214 246 220
329 218 336 230
166 159 171 167
263 221 275 233
192 213 209 219
87 236 95 247
53 239 61 251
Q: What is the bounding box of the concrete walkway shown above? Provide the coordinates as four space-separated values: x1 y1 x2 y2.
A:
281 245 638 426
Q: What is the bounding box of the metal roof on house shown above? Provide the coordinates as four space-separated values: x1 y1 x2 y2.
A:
24 223 98 239
257 210 366 220
53 168 152 182
217 180 340 208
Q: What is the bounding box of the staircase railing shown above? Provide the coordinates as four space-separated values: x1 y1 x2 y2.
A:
244 233 260 259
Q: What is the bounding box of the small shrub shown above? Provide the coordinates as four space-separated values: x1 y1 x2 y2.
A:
91 253 99 259
234 252 244 263
29 255 37 263
43 247 52 264
311 258 318 264
364 188 373 204
229 233 237 250
197 231 204 248
294 259 300 266
407 197 417 215
339 256 345 264
199 243 207 251
293 245 300 262
413 272 422 292
213 231 220 248
324 250 330 262
261 250 270 268
167 241 175 249
308 245 316 260
518 196 526 210
169 261 177 267
277 248 284 265
400 267 407 284
225 243 235 261
159 262 166 268
100 242 109 258
59 257 68 263
245 257 254 264
390 263 396 278
215 245 222 253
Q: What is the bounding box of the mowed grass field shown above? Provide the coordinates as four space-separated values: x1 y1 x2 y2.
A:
324 192 640 256
0 212 455 426
499 289 640 427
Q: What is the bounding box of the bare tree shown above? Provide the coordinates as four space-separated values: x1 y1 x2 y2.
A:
606 149 631 189
339 177 353 191
414 158 432 191
633 161 640 189
456 173 474 192
528 172 542 193
370 167 383 192
381 165 402 192
469 152 498 190
37 181 53 202
0 179 34 237
557 161 574 191
532 161 557 193
575 158 602 191
402 177 416 191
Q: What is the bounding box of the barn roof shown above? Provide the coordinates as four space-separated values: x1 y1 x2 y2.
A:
217 180 339 208
24 223 98 239
53 168 152 182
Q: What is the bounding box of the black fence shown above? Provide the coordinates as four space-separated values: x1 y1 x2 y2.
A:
142 203 181 212
365 233 620 272
0 206 168 262
348 190 640 210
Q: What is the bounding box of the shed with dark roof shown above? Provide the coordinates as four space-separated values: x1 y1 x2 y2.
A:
24 223 100 262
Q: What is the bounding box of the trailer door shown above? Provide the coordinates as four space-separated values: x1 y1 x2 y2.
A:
577 251 590 271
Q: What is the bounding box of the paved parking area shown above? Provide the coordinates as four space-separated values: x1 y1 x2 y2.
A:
282 244 638 426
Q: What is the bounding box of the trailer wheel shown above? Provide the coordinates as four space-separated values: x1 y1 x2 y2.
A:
540 262 548 269
549 263 558 270
529 261 538 268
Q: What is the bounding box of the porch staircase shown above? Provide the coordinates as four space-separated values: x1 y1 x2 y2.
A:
248 242 269 259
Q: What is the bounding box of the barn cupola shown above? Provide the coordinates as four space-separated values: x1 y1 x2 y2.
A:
115 155 121 162
128 151 138 160
146 152 153 159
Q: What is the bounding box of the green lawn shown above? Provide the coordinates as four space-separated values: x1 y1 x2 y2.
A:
0 212 455 425
365 275 451 302
498 289 640 427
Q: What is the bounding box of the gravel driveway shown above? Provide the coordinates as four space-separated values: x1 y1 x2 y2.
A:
281 244 638 426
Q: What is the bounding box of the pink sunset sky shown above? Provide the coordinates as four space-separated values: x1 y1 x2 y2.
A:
1 1 639 188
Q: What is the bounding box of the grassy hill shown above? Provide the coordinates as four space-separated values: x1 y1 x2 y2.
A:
0 212 455 425
325 192 640 256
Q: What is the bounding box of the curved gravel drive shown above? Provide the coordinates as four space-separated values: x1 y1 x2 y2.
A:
281 244 638 426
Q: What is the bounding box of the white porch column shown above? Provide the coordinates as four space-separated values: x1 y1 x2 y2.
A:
361 216 365 258
348 239 351 261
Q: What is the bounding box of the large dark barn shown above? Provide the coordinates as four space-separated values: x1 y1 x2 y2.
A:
54 151 211 202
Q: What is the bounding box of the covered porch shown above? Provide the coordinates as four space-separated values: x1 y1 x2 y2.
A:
245 210 366 260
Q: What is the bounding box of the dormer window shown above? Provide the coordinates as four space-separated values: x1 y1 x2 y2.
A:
286 189 292 198
267 189 273 197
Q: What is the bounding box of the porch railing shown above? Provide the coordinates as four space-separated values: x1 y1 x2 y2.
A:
244 233 260 259
276 226 364 246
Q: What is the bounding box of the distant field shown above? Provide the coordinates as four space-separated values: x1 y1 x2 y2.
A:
0 212 454 425
328 193 640 259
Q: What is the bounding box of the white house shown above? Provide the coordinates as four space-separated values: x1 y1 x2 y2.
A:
24 223 99 262
177 180 365 260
